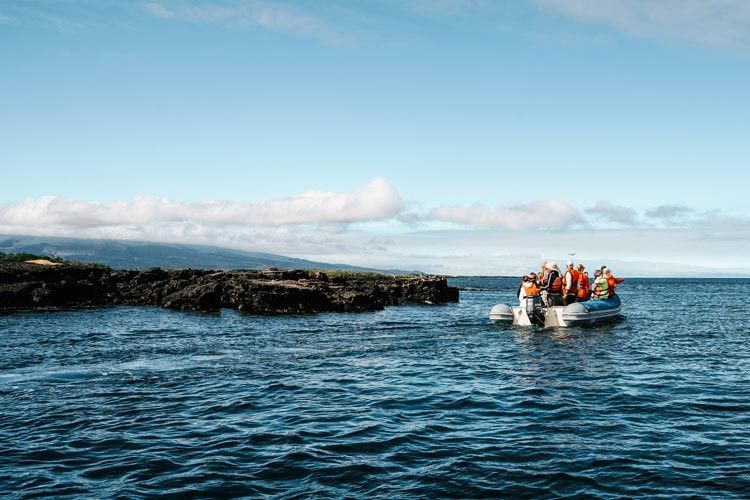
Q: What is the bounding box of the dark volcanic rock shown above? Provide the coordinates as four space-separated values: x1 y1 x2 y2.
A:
163 283 223 312
0 262 459 315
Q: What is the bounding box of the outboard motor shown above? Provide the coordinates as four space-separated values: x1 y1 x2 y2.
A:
525 295 545 326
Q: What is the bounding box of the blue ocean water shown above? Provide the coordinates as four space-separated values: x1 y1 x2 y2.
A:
1 278 749 498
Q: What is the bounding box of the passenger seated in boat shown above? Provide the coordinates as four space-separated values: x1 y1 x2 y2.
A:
539 262 563 306
591 269 609 300
517 275 540 305
528 272 539 292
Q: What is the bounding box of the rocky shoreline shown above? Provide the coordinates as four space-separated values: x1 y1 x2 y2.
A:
0 262 459 314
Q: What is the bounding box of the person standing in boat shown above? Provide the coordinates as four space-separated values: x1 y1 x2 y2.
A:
562 260 579 305
536 262 549 304
576 264 591 302
539 262 563 306
536 262 548 288
602 267 624 297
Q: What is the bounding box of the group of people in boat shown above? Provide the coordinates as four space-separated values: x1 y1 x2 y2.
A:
518 260 624 307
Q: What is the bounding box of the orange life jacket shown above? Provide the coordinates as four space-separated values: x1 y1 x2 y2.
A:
607 275 624 296
565 268 579 295
523 282 539 296
577 273 590 299
548 270 563 294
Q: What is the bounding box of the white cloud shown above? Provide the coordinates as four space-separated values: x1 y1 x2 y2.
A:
645 204 693 220
145 2 176 19
585 201 637 225
0 177 403 230
145 1 344 43
391 0 489 15
354 226 750 276
3 177 748 275
532 0 750 52
426 200 580 229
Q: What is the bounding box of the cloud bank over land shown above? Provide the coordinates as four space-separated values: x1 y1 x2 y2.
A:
0 177 403 229
426 200 580 230
1 177 748 275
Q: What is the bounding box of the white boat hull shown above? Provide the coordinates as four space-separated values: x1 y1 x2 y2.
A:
490 296 622 327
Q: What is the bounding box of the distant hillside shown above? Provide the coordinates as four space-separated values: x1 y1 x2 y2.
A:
0 235 419 274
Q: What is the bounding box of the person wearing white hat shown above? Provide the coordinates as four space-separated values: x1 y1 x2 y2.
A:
563 260 579 305
537 262 549 305
539 261 563 306
538 261 548 285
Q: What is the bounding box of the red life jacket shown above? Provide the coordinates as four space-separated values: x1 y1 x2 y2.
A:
565 268 579 295
548 270 562 294
607 275 624 296
577 273 590 299
523 282 539 296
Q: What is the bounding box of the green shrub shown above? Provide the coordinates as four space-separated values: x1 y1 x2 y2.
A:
0 252 65 263
0 252 111 270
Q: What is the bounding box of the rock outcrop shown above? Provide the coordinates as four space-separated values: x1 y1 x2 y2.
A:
0 263 459 314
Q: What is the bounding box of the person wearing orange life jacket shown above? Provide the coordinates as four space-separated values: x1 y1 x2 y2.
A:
602 267 624 297
528 272 539 291
576 264 591 302
563 260 579 305
539 261 563 306
591 269 609 300
517 275 540 306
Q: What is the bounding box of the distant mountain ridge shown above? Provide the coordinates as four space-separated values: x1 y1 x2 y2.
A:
0 235 419 274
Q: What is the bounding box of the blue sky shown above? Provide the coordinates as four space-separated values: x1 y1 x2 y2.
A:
1 0 749 275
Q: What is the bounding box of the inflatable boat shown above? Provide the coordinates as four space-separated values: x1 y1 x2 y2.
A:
490 295 622 327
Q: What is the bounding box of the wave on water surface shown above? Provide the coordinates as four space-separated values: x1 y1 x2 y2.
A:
1 278 749 497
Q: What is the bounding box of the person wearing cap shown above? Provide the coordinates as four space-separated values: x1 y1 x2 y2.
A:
576 264 590 302
539 261 563 306
538 261 549 286
591 269 609 300
563 260 579 305
536 262 548 303
518 275 540 305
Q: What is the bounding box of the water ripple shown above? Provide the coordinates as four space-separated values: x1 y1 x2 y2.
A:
1 279 750 497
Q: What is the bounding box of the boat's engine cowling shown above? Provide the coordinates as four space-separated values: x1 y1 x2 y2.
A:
525 295 545 326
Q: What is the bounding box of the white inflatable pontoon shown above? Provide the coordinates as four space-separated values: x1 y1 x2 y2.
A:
490 295 622 327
